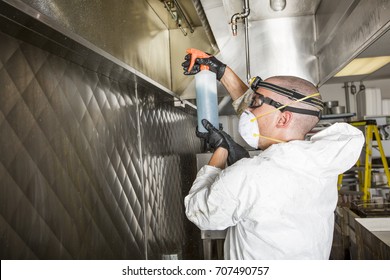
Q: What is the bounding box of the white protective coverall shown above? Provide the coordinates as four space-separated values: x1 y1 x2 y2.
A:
185 123 364 259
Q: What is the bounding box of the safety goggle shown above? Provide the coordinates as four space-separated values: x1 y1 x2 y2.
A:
249 92 282 109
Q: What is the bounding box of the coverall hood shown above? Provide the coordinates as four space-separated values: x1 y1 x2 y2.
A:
269 122 364 177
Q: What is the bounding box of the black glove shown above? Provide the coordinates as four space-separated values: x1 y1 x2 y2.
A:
182 54 226 81
196 119 228 151
220 130 250 166
197 119 250 166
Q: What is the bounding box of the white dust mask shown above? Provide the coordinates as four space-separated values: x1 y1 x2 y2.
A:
238 110 260 149
238 110 285 149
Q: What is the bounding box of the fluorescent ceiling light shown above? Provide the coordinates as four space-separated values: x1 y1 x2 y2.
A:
335 56 390 77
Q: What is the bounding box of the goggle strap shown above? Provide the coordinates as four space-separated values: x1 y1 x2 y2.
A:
283 106 322 117
251 78 324 110
250 92 321 121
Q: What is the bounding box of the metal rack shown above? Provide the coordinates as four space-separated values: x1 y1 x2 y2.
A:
351 200 390 217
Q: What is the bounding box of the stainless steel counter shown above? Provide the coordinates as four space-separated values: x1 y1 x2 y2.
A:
356 218 390 247
333 207 390 259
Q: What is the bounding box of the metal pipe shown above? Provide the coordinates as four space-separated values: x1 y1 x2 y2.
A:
161 0 194 36
244 15 251 82
343 82 351 113
178 25 188 36
173 0 194 33
230 0 250 36
218 95 232 113
230 0 251 82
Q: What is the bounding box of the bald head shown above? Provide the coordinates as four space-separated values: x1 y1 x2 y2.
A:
265 75 319 97
263 76 322 136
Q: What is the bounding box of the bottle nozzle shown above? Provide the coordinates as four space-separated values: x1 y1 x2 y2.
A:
186 48 211 72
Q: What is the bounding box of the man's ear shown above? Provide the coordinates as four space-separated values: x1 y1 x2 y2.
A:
276 111 293 127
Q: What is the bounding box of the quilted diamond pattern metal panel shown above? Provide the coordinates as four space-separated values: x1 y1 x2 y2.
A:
137 80 200 259
0 23 202 259
0 31 146 259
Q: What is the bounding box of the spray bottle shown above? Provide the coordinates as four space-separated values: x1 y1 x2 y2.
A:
186 48 219 133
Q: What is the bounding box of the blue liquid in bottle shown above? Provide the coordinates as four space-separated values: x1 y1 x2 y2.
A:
195 69 219 132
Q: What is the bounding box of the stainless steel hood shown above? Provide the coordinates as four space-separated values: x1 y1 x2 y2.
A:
17 0 217 97
14 0 390 101
182 0 390 100
317 0 390 85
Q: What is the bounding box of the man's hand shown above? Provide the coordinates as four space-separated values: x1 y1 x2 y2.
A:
196 119 228 151
197 119 250 166
182 54 226 81
220 129 250 166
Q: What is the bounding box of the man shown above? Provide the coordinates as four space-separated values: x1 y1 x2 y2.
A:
182 53 364 259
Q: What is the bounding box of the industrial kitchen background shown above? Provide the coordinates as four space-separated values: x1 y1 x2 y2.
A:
1 0 390 259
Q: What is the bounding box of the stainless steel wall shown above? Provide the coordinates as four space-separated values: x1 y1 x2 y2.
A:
0 2 201 259
196 0 319 90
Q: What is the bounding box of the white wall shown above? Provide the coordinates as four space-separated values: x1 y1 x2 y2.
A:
319 79 390 114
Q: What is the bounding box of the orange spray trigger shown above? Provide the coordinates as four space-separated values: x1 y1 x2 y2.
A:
186 48 211 72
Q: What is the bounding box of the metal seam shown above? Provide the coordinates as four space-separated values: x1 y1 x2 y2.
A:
134 76 148 260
